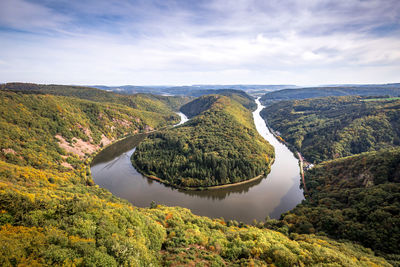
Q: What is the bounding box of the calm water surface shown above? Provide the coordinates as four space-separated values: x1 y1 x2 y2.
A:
91 99 304 223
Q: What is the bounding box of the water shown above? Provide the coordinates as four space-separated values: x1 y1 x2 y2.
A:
174 112 189 126
91 102 304 223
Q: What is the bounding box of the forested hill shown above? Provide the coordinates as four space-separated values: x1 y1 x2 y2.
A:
215 89 257 111
179 94 219 118
180 90 256 117
0 85 392 266
260 85 400 104
0 82 190 112
261 96 400 163
0 89 181 172
280 148 400 261
133 94 274 188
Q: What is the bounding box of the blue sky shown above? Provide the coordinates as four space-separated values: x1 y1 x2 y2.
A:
0 0 399 85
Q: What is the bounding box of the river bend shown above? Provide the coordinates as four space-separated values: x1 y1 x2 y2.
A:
91 100 304 223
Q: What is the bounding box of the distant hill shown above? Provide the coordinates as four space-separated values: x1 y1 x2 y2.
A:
260 84 400 104
90 84 298 96
89 85 171 95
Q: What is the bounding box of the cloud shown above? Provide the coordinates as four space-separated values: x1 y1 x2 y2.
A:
0 0 399 85
0 0 69 33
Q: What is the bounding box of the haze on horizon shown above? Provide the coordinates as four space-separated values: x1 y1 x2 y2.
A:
0 0 399 86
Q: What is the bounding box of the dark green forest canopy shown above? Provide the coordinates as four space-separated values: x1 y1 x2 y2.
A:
280 148 400 258
132 95 274 188
260 84 400 104
261 96 400 163
180 90 256 118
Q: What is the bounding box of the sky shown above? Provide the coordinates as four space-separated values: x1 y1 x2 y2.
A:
0 0 399 86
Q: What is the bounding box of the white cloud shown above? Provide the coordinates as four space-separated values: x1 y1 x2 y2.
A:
0 0 399 85
0 0 69 32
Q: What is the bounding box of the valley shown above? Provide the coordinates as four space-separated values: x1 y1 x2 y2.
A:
90 98 304 223
0 83 399 266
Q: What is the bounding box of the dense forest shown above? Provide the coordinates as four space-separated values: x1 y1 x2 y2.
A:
261 96 400 163
277 148 400 261
0 84 392 266
260 84 400 104
180 89 256 117
132 94 274 188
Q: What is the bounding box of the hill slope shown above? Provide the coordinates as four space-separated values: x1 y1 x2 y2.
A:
133 94 274 188
0 90 181 173
280 148 400 259
0 82 189 113
0 159 391 266
261 96 400 163
180 89 257 111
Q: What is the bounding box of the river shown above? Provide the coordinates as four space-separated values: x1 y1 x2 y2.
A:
91 99 304 223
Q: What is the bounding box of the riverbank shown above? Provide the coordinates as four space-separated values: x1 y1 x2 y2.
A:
262 122 310 192
258 101 309 192
256 98 311 195
297 152 307 193
133 160 273 191
87 112 184 179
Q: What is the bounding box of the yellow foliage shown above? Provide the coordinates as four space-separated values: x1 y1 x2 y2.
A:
0 225 46 266
68 235 95 244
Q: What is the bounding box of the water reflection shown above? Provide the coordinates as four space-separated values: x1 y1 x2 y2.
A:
91 134 147 166
177 177 264 200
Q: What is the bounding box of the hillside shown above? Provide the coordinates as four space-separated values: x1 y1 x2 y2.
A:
279 148 400 260
261 96 400 163
179 94 220 118
0 157 391 266
0 88 392 266
132 94 274 188
0 90 182 173
260 85 400 104
180 89 257 111
0 82 189 113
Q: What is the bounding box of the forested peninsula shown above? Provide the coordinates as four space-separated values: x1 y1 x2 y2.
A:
132 93 274 188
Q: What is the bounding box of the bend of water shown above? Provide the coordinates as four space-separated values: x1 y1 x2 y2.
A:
91 101 304 223
174 112 189 126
